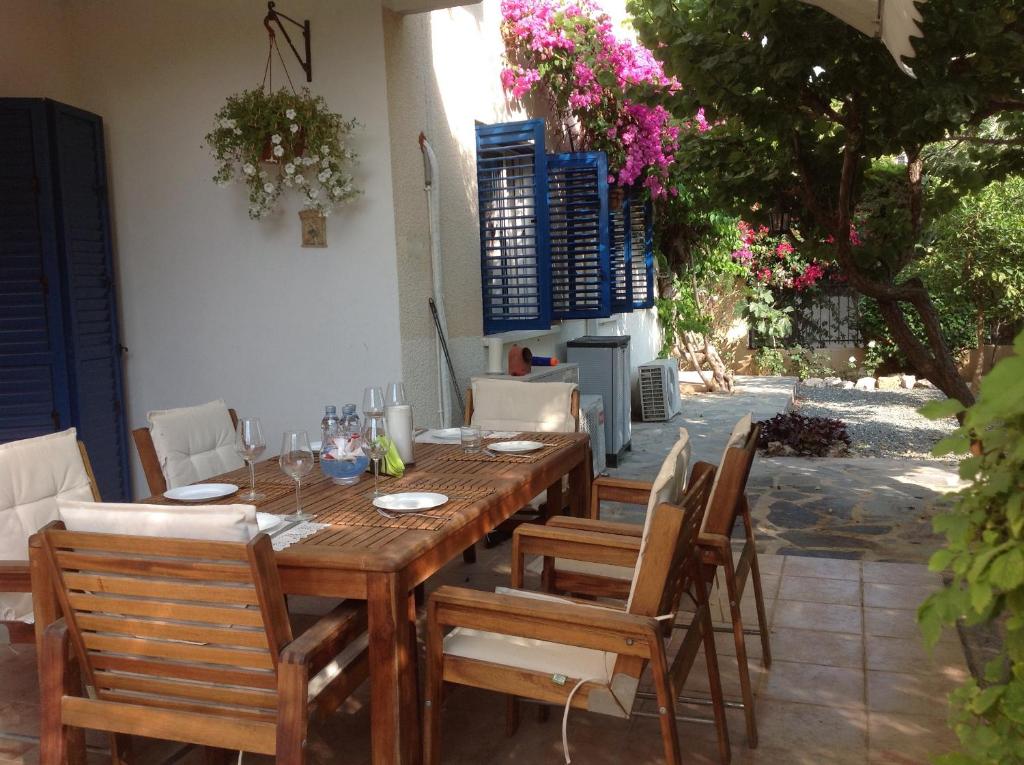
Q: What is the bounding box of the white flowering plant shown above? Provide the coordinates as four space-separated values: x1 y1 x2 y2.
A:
205 87 359 220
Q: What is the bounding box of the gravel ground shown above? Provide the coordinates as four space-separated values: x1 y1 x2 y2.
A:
793 383 961 461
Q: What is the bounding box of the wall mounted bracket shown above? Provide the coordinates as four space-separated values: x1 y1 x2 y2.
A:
263 2 312 82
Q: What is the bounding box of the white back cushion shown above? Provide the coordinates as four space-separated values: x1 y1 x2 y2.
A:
59 499 258 542
470 379 577 433
701 413 753 534
0 429 95 621
148 400 244 489
626 428 691 609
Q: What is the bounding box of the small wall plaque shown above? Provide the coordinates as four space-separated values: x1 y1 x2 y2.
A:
299 209 327 247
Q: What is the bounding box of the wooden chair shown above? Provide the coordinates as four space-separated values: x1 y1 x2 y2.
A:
461 380 581 563
37 524 369 765
132 401 240 495
694 420 769 747
424 470 730 765
0 429 100 643
517 417 771 748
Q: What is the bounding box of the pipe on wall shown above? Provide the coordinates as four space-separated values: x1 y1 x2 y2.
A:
419 132 453 427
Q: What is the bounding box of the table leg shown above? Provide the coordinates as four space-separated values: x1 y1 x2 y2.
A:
568 445 591 518
368 573 421 765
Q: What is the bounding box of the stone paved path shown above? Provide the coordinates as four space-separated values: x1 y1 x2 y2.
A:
608 377 964 564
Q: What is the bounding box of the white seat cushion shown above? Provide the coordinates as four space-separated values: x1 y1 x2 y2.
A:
58 499 259 542
147 399 245 489
443 587 634 717
627 428 690 608
0 429 94 621
470 379 577 433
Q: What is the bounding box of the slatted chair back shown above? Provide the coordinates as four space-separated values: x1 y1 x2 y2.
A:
603 470 713 698
40 524 292 727
700 422 759 538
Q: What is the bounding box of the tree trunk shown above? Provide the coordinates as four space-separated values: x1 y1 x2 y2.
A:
703 336 734 392
682 331 716 392
874 297 975 407
971 310 986 393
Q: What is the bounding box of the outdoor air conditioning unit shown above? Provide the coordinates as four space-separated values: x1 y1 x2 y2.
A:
567 335 631 467
638 358 682 422
579 394 607 477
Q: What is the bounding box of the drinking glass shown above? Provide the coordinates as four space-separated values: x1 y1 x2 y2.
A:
279 431 315 521
385 382 407 408
235 417 266 501
460 426 482 454
360 413 388 497
362 386 385 416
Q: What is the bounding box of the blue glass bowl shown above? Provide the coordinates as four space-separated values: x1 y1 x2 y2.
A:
320 455 369 485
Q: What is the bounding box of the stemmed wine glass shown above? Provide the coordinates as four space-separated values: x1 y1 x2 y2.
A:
386 382 406 408
361 413 388 498
363 386 385 416
235 417 266 501
279 431 315 521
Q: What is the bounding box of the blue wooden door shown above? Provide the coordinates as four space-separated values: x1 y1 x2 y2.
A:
0 100 72 442
48 101 130 501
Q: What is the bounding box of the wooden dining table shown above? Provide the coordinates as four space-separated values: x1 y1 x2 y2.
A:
30 431 591 765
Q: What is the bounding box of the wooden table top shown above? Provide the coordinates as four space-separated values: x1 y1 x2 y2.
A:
141 432 590 575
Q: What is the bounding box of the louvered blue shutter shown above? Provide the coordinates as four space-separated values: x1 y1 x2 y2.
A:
628 192 655 309
476 120 551 334
609 193 633 313
49 102 130 501
547 152 610 320
0 100 71 443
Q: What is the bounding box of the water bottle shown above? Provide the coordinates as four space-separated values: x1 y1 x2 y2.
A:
341 403 361 438
321 405 341 456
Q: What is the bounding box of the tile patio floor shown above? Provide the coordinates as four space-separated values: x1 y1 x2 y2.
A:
0 551 967 764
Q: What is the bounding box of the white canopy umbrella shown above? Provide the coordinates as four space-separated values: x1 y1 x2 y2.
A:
800 0 925 76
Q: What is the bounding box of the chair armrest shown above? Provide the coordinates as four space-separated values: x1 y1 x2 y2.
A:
546 517 643 538
513 524 641 569
0 561 32 593
429 585 657 657
280 601 368 675
590 476 652 520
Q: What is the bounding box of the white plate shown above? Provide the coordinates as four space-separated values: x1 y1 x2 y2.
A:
372 492 448 513
488 440 546 454
256 512 284 531
430 428 462 441
163 483 239 502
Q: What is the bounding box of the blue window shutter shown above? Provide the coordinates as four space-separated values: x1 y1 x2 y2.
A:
609 193 633 313
547 151 610 320
49 101 131 501
0 99 72 443
476 120 551 335
629 191 655 309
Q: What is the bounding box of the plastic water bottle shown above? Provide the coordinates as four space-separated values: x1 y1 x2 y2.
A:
341 403 361 438
321 405 341 455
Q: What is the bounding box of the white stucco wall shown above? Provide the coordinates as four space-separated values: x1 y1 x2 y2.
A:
384 0 662 429
6 0 403 497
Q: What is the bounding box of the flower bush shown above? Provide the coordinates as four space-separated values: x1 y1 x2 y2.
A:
205 88 359 220
731 221 829 292
500 0 681 196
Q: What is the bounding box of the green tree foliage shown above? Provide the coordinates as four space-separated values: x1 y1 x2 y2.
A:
628 0 1024 406
919 331 1024 763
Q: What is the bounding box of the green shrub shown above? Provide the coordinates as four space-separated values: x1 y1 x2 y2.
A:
755 347 785 376
918 330 1024 764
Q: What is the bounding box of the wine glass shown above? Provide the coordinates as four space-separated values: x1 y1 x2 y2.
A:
362 386 385 416
385 382 407 408
360 413 388 497
235 417 266 501
279 431 315 521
